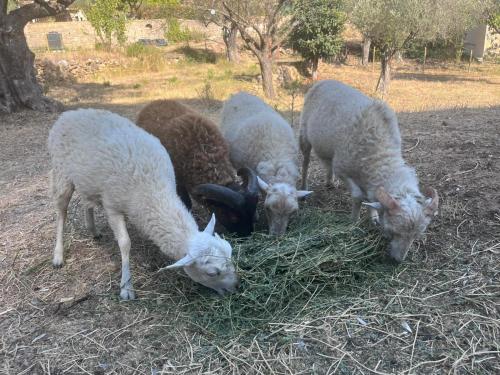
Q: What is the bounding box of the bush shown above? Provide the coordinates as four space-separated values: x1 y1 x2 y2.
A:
165 18 206 44
165 18 190 43
405 39 464 61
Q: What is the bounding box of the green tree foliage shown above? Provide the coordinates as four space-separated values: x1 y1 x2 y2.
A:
489 12 500 32
7 0 18 13
87 0 127 48
122 0 181 19
289 0 346 80
348 0 493 94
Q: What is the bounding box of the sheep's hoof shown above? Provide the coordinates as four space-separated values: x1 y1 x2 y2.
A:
120 288 136 300
93 233 103 240
52 256 64 268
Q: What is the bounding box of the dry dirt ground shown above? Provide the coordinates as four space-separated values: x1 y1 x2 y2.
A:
0 57 499 374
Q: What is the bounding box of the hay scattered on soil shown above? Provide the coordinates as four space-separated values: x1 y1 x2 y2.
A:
184 209 390 341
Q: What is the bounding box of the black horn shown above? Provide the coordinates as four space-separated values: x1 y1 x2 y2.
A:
238 167 259 196
192 183 245 210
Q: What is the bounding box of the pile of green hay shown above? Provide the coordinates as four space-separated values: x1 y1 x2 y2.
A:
186 208 392 341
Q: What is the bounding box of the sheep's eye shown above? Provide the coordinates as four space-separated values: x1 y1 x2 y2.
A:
206 269 220 277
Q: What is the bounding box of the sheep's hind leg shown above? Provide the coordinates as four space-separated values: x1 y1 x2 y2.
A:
51 172 74 268
106 210 135 300
85 207 102 239
299 132 312 190
320 158 339 188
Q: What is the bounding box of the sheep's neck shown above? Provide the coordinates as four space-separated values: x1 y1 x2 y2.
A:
364 155 420 199
129 187 199 261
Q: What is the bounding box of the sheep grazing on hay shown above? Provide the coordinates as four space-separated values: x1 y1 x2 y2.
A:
136 100 259 237
300 80 439 262
48 109 239 299
221 92 312 236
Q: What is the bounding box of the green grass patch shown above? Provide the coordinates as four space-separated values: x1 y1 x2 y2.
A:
184 208 391 342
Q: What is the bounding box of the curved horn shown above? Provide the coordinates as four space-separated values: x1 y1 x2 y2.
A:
423 187 439 216
375 187 400 214
237 167 259 196
192 184 245 210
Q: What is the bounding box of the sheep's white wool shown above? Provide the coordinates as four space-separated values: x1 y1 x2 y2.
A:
221 92 311 235
48 109 238 298
300 80 438 262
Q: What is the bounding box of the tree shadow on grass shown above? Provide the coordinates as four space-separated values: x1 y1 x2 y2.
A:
173 46 223 64
394 71 497 84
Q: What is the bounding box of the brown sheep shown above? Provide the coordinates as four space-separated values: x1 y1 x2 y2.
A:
137 99 259 236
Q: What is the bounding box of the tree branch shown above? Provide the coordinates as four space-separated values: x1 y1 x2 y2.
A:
266 0 286 35
7 0 76 29
222 1 261 53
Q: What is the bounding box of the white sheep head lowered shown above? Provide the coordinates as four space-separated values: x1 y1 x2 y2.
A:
364 187 439 262
257 177 312 236
164 214 239 295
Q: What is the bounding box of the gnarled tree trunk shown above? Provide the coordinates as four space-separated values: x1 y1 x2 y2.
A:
362 37 371 65
257 51 275 99
222 21 239 63
376 51 392 95
0 1 75 114
311 56 319 80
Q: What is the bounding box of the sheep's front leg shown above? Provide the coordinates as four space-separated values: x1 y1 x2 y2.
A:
369 207 380 226
346 178 363 221
299 132 312 190
52 174 74 268
106 211 135 300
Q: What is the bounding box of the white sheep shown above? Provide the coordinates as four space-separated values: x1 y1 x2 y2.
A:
221 92 312 235
48 109 239 299
300 80 439 262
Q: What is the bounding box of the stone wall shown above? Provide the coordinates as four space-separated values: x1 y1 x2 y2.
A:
25 19 221 50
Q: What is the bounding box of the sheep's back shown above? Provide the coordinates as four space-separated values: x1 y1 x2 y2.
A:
138 109 235 190
48 109 176 206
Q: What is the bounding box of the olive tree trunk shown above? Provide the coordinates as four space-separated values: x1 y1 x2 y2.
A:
257 51 275 99
362 37 371 65
376 52 392 95
311 56 319 80
222 21 239 63
0 1 74 114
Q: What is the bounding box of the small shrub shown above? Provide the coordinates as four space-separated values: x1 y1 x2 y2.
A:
165 18 191 43
222 69 233 80
126 42 149 58
206 69 215 80
103 81 111 87
166 76 178 86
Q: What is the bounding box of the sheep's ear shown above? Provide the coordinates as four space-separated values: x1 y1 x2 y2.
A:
204 213 216 235
362 202 383 210
163 255 194 269
257 176 269 192
297 190 313 199
423 187 439 216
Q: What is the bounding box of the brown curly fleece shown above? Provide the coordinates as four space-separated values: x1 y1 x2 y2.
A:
136 100 236 191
